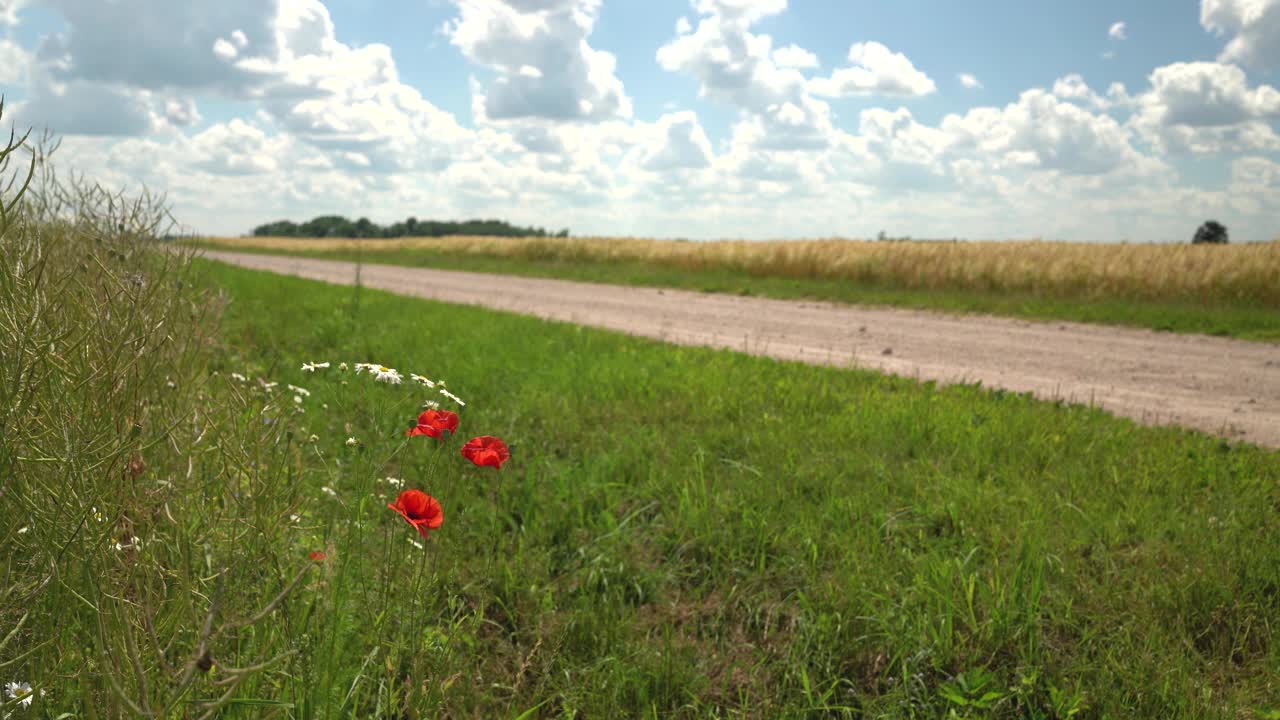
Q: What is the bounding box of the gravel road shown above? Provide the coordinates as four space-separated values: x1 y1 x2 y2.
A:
203 250 1280 449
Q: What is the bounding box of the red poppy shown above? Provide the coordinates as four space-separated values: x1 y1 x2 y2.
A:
387 489 444 538
309 550 327 561
405 409 460 439
461 436 511 469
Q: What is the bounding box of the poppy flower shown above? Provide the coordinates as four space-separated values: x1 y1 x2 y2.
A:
387 489 444 538
461 436 511 469
309 550 327 561
406 409 460 439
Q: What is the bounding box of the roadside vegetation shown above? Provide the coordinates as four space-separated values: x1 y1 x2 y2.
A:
198 234 1280 341
5 109 1277 718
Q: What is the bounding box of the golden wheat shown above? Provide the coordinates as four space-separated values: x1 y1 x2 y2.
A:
203 235 1280 305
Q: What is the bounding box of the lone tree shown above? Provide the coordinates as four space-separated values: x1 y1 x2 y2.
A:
1192 220 1229 244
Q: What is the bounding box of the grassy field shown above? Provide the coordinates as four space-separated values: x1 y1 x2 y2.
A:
198 235 1280 341
14 217 1279 716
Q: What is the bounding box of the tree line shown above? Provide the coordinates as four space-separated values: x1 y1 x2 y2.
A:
251 215 570 239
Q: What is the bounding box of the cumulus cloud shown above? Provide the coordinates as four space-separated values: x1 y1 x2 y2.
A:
772 44 819 69
958 73 982 90
657 0 833 149
1201 0 1280 69
809 41 936 97
1130 61 1280 153
631 111 715 171
0 0 27 27
445 0 631 121
0 37 29 85
1108 21 1127 40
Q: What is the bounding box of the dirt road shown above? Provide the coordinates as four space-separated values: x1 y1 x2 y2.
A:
203 250 1280 449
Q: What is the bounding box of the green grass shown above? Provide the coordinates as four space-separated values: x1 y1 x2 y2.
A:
7 204 1277 717
197 243 1280 342
196 258 1276 717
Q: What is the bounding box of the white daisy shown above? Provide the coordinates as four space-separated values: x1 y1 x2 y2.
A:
230 372 247 382
288 384 310 397
16 526 28 534
439 388 466 406
5 681 33 707
421 399 440 410
382 476 404 488
338 362 349 371
321 486 338 498
408 538 424 550
345 437 358 447
301 361 330 372
409 373 436 388
373 366 402 384
308 434 319 443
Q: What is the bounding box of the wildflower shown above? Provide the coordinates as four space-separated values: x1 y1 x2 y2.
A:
91 507 105 522
461 436 511 469
309 550 327 561
230 372 247 382
345 437 358 447
408 538 424 550
338 362 349 371
5 681 33 707
293 396 303 405
421 399 440 410
410 373 436 388
382 476 404 488
308 434 319 443
289 514 301 523
165 378 176 389
374 366 403 384
439 388 466 406
406 409 459 439
353 362 375 374
16 526 28 534
261 380 279 391
301 361 330 372
387 489 444 538
288 384 310 397
321 486 338 498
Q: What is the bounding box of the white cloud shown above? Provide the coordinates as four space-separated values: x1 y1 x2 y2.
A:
1130 61 1280 153
1052 73 1111 109
632 111 714 171
0 0 26 26
958 72 982 90
445 0 631 121
809 41 936 98
1109 21 1128 40
656 0 834 149
1201 0 1280 69
0 37 30 85
772 44 819 69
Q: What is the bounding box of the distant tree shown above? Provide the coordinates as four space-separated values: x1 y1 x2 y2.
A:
250 215 554 239
1192 220 1228 244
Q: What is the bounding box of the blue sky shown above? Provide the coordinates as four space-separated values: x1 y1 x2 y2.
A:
1 0 1278 242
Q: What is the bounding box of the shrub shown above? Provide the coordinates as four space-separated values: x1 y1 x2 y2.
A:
1192 220 1229 244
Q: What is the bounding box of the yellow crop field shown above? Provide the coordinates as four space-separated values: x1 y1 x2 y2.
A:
205 235 1280 306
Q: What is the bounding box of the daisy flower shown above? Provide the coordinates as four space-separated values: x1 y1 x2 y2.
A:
300 361 330 372
439 388 466 406
288 384 310 397
373 366 403 384
321 486 338 498
410 373 436 388
338 362 349 371
345 437 358 447
230 372 247 382
5 681 33 707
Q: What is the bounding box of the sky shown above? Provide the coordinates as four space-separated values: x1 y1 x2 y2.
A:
0 0 1278 242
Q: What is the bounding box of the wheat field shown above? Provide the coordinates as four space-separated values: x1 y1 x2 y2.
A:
205 235 1280 306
